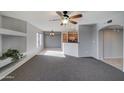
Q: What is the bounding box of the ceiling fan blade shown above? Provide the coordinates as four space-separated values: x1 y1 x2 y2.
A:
49 19 60 21
69 20 77 24
56 11 63 17
69 14 82 19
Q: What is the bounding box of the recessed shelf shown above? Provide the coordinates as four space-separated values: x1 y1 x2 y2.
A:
0 28 26 37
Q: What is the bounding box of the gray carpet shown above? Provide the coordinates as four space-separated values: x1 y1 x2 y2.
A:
2 55 124 81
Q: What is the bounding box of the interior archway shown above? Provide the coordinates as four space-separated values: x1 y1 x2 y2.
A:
99 25 123 71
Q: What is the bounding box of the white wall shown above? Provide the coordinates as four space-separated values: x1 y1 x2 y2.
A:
0 35 2 56
78 25 92 57
39 32 44 50
27 23 44 55
63 43 78 57
99 31 104 59
91 25 97 58
97 13 124 31
2 35 26 53
0 16 2 56
0 16 2 28
78 25 97 58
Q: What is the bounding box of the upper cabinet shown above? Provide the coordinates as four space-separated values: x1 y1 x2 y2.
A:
62 32 78 43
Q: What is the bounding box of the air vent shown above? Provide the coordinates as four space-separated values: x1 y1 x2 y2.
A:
107 19 112 24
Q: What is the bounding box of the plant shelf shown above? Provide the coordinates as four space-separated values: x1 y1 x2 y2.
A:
0 57 12 68
0 28 26 37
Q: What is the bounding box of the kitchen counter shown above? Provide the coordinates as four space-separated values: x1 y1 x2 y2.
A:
62 43 78 57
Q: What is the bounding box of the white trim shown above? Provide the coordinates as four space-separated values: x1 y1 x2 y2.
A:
0 58 12 68
0 28 26 37
104 57 123 59
96 28 99 59
121 25 124 72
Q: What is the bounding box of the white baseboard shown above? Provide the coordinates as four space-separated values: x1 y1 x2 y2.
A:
104 57 123 59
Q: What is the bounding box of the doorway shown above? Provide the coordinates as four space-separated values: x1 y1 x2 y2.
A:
99 25 123 71
39 32 64 57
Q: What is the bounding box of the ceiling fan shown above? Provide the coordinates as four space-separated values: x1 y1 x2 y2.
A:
50 11 82 25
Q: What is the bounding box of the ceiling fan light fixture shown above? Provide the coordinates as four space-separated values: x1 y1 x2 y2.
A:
62 17 69 25
55 11 83 25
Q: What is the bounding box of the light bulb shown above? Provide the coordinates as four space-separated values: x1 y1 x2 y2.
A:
62 17 69 25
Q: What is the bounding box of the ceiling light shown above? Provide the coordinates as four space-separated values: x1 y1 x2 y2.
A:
62 17 69 25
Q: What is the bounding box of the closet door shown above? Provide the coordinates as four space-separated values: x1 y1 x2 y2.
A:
111 31 123 58
103 30 112 58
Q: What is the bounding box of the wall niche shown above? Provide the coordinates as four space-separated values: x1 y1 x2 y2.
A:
2 35 26 53
0 15 27 54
